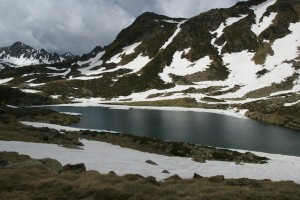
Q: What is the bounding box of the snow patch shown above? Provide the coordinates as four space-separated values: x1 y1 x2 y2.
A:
47 68 71 77
6 105 18 108
51 95 61 99
0 77 13 85
88 54 152 75
99 104 248 119
69 76 103 80
211 15 248 38
106 42 142 64
162 19 181 24
78 51 105 75
59 112 82 116
106 53 122 64
28 83 45 87
159 49 211 83
160 20 186 50
77 51 104 66
20 89 41 94
20 121 117 133
251 0 277 35
20 121 82 132
25 78 37 83
251 12 277 36
46 67 67 71
284 100 300 107
117 54 152 74
122 42 142 55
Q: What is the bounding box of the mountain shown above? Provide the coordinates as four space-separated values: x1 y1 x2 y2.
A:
0 41 61 69
60 52 77 60
88 46 104 56
0 0 299 130
79 45 104 61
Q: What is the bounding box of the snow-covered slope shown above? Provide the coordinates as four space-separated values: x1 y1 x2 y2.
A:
0 0 299 129
1 139 300 183
0 41 61 68
62 0 299 102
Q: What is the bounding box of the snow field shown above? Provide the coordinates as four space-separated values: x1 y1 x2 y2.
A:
0 139 299 183
194 22 300 99
0 54 51 67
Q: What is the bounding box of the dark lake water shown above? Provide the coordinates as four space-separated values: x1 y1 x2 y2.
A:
47 106 300 156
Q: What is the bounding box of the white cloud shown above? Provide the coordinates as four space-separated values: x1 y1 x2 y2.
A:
154 0 238 18
0 0 239 54
0 0 134 54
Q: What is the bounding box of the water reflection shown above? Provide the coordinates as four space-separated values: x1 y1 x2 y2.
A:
48 106 300 156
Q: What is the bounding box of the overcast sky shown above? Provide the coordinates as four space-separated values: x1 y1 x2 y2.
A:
0 0 239 55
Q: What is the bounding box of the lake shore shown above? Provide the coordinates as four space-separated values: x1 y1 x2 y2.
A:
1 103 300 200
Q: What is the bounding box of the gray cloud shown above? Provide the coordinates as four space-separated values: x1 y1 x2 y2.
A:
0 0 239 55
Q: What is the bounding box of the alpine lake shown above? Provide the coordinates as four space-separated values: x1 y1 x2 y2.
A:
47 105 300 157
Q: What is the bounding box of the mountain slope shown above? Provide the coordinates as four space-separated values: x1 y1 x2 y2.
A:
0 0 299 129
0 42 62 69
71 0 299 98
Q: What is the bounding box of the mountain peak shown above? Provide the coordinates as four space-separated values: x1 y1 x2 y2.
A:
10 41 32 50
89 46 103 55
60 52 76 60
12 41 25 46
137 11 186 23
0 41 61 67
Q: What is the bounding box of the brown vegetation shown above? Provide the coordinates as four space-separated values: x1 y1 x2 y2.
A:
0 151 299 200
